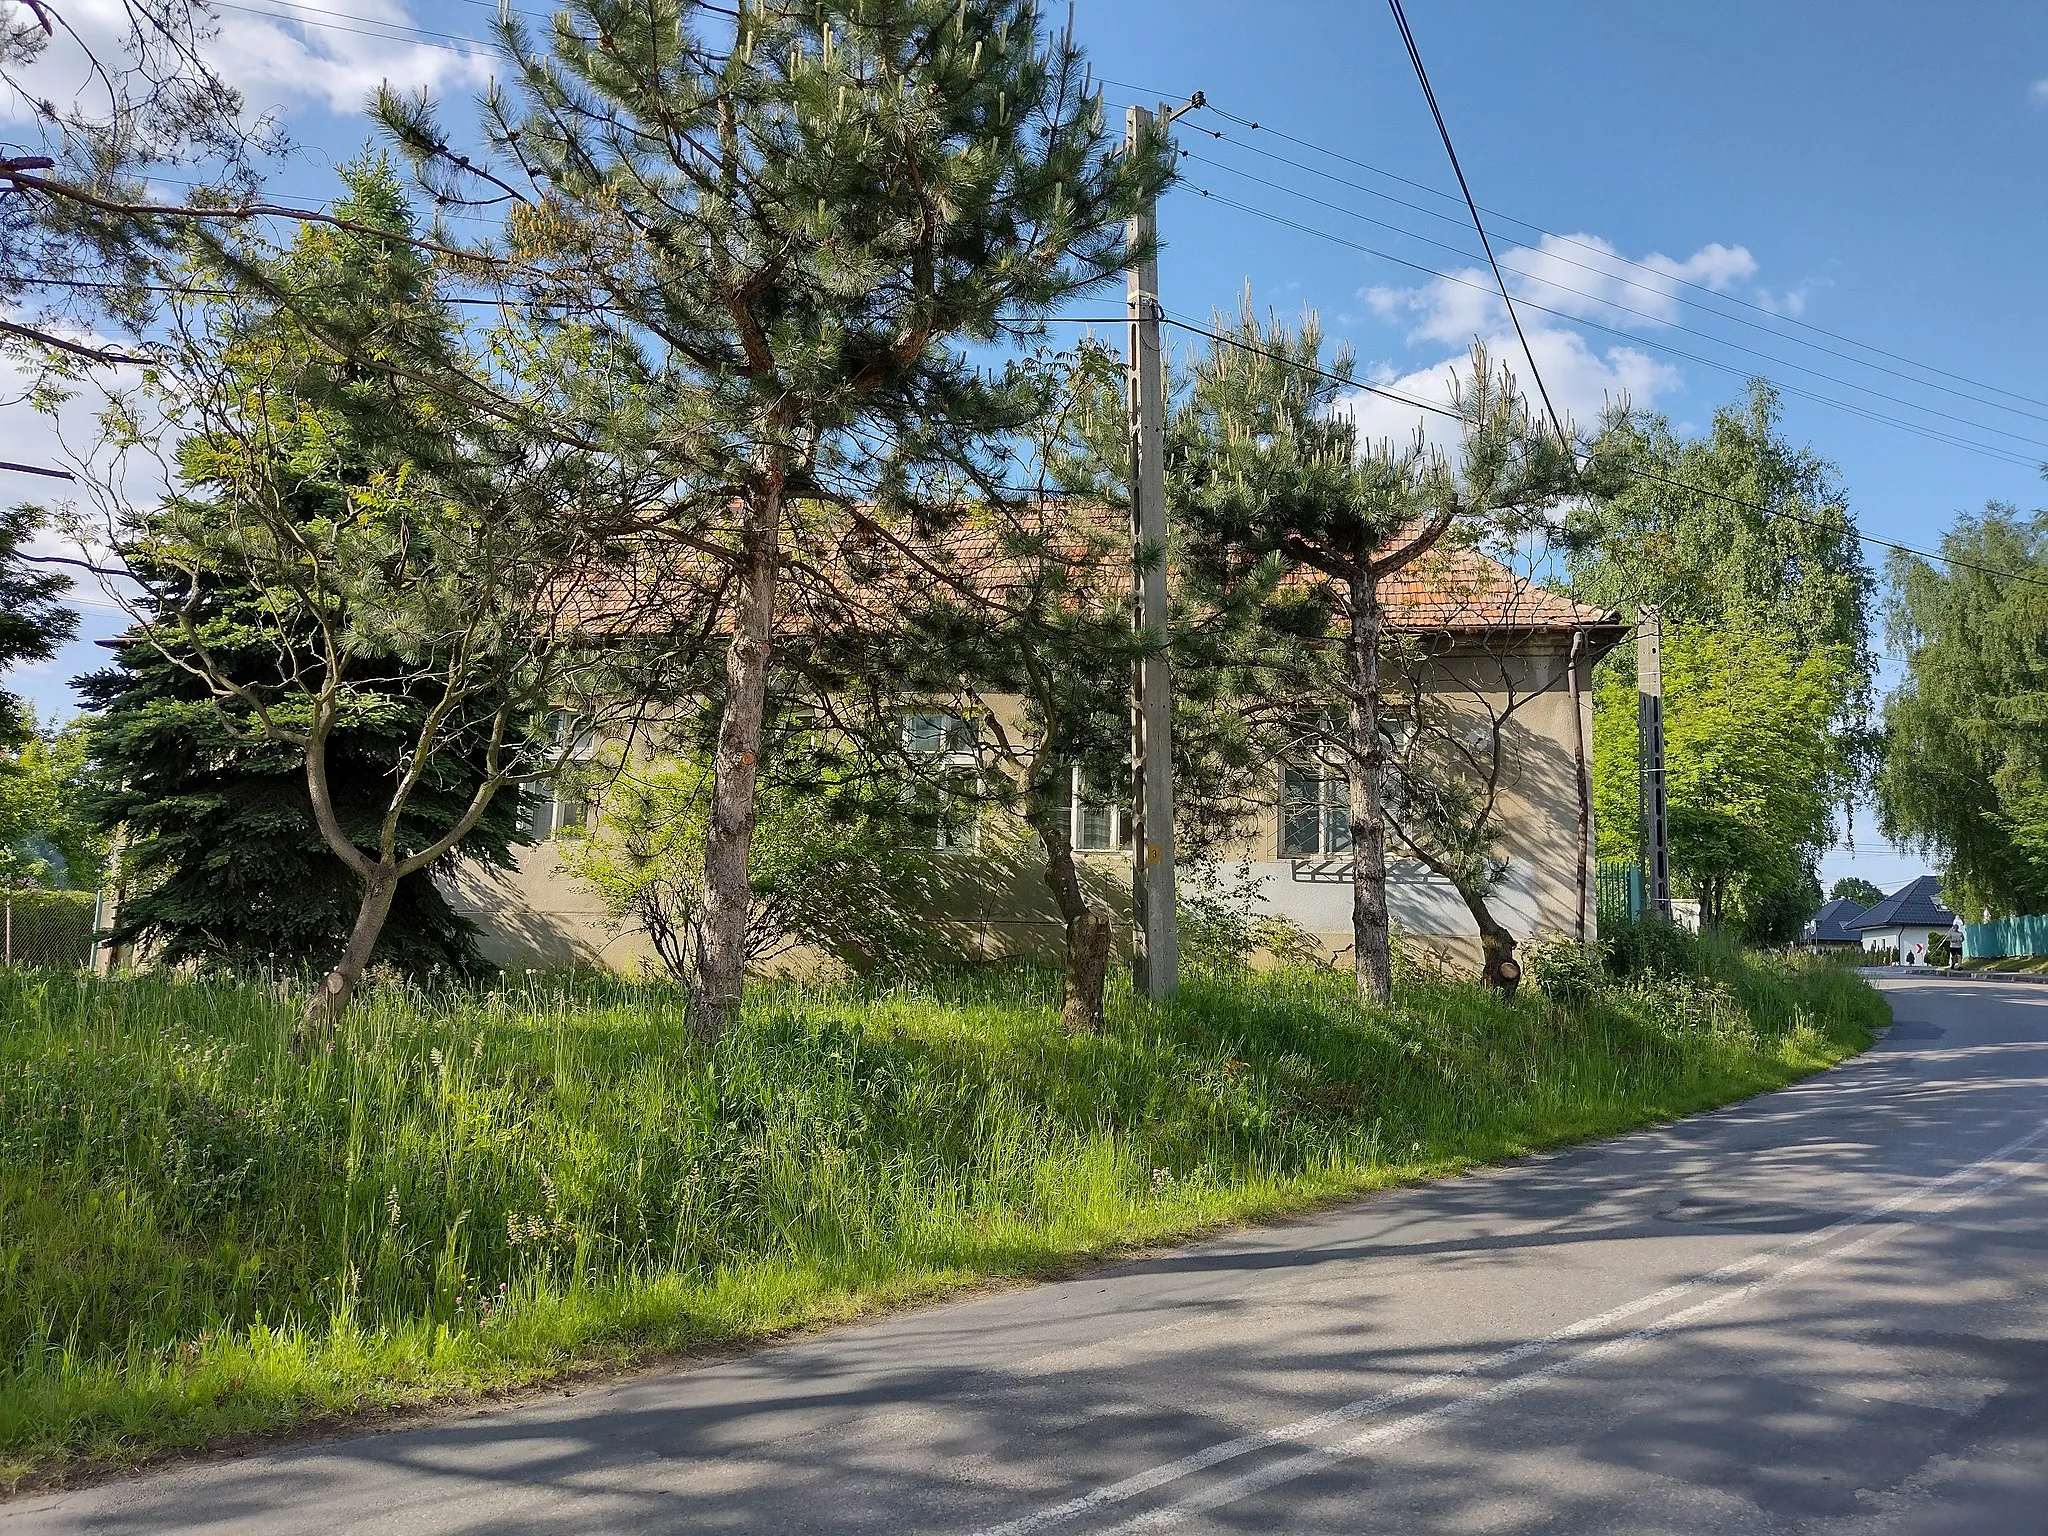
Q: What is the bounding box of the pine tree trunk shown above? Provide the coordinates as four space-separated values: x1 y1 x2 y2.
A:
1459 884 1522 999
1028 773 1111 1034
689 484 782 1042
1347 572 1394 1006
296 864 400 1048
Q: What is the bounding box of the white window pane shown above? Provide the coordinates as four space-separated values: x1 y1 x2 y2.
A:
1078 802 1116 851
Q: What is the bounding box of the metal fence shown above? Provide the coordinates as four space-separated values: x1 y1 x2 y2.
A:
2 891 98 970
1963 915 2048 961
1596 861 1645 927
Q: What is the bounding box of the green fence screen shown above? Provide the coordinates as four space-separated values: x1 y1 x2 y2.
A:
1963 915 2048 960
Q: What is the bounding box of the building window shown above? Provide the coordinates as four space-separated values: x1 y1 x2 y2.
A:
524 713 598 842
903 710 980 851
522 782 588 842
1071 768 1122 853
1280 762 1351 857
902 710 977 764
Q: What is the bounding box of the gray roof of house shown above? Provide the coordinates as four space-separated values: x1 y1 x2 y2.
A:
1803 897 1867 944
1849 875 1957 932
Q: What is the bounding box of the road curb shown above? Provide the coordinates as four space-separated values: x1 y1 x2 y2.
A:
1877 967 2048 986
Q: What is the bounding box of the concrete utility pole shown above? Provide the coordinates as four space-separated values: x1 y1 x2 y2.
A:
1125 94 1201 1003
1635 604 1672 921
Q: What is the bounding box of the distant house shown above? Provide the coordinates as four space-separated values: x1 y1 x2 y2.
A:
1800 897 1867 951
1850 876 1958 965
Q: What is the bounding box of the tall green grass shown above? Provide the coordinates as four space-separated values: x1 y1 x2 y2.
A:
0 943 1884 1485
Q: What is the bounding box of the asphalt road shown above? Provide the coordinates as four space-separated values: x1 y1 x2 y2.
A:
12 976 2048 1535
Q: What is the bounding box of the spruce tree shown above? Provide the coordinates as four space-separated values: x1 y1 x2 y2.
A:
79 162 521 977
79 612 518 977
378 0 1167 1037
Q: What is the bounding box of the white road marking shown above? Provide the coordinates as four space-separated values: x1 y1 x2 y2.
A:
971 1122 2048 1536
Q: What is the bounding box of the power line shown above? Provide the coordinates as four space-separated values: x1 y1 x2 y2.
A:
1384 0 1563 447
1178 150 2048 453
1186 183 2046 470
1036 311 2048 595
1182 132 2048 430
1196 101 2048 420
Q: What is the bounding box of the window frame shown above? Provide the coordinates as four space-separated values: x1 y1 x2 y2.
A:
1279 759 1352 859
1069 766 1123 854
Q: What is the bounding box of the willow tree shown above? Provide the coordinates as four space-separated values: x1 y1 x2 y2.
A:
1175 309 1577 1005
379 0 1166 1036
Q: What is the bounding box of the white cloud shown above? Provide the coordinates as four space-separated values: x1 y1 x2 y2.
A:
1339 322 1680 450
201 2 496 117
1345 232 1751 447
5 0 493 124
2032 77 2048 104
1367 233 1758 345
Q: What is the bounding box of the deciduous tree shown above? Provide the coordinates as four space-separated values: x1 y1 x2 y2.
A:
1875 504 2048 919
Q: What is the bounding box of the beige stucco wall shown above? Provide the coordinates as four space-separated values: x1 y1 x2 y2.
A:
441 634 1603 981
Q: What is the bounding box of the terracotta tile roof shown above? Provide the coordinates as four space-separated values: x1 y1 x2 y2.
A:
557 501 1624 641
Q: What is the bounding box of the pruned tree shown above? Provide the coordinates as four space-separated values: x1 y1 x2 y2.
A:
1174 305 1577 1005
1379 562 1599 995
63 168 700 1036
374 0 1169 1038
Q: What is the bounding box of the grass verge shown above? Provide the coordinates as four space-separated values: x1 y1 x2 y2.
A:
0 938 1886 1489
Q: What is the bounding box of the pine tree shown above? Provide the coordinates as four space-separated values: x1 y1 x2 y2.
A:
1174 310 1576 1004
378 0 1167 1037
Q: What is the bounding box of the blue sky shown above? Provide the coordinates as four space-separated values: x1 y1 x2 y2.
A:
13 0 2048 896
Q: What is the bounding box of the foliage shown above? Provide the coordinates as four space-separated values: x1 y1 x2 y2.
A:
0 710 104 893
1523 938 1607 1011
561 750 927 978
1593 620 1859 937
1170 307 1579 998
1874 504 2048 919
376 0 1170 1032
1600 915 1708 981
73 163 535 978
1 0 275 369
80 160 674 1026
1570 381 1872 664
1572 382 1873 935
1830 876 1886 908
76 629 514 977
0 948 1883 1480
0 507 76 749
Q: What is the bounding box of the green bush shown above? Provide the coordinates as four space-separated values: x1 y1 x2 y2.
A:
1524 938 1608 1010
1603 915 1708 980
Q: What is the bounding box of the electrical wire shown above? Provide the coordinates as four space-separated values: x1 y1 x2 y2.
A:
1384 0 1563 445
1197 101 2048 419
1182 130 2048 429
1179 149 2048 452
1032 311 2048 594
1185 182 2046 470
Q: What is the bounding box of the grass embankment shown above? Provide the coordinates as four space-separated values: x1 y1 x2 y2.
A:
0 939 1885 1486
1957 955 2048 974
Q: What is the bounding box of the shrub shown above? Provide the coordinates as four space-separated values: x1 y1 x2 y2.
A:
1524 938 1609 1011
1603 916 1706 980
